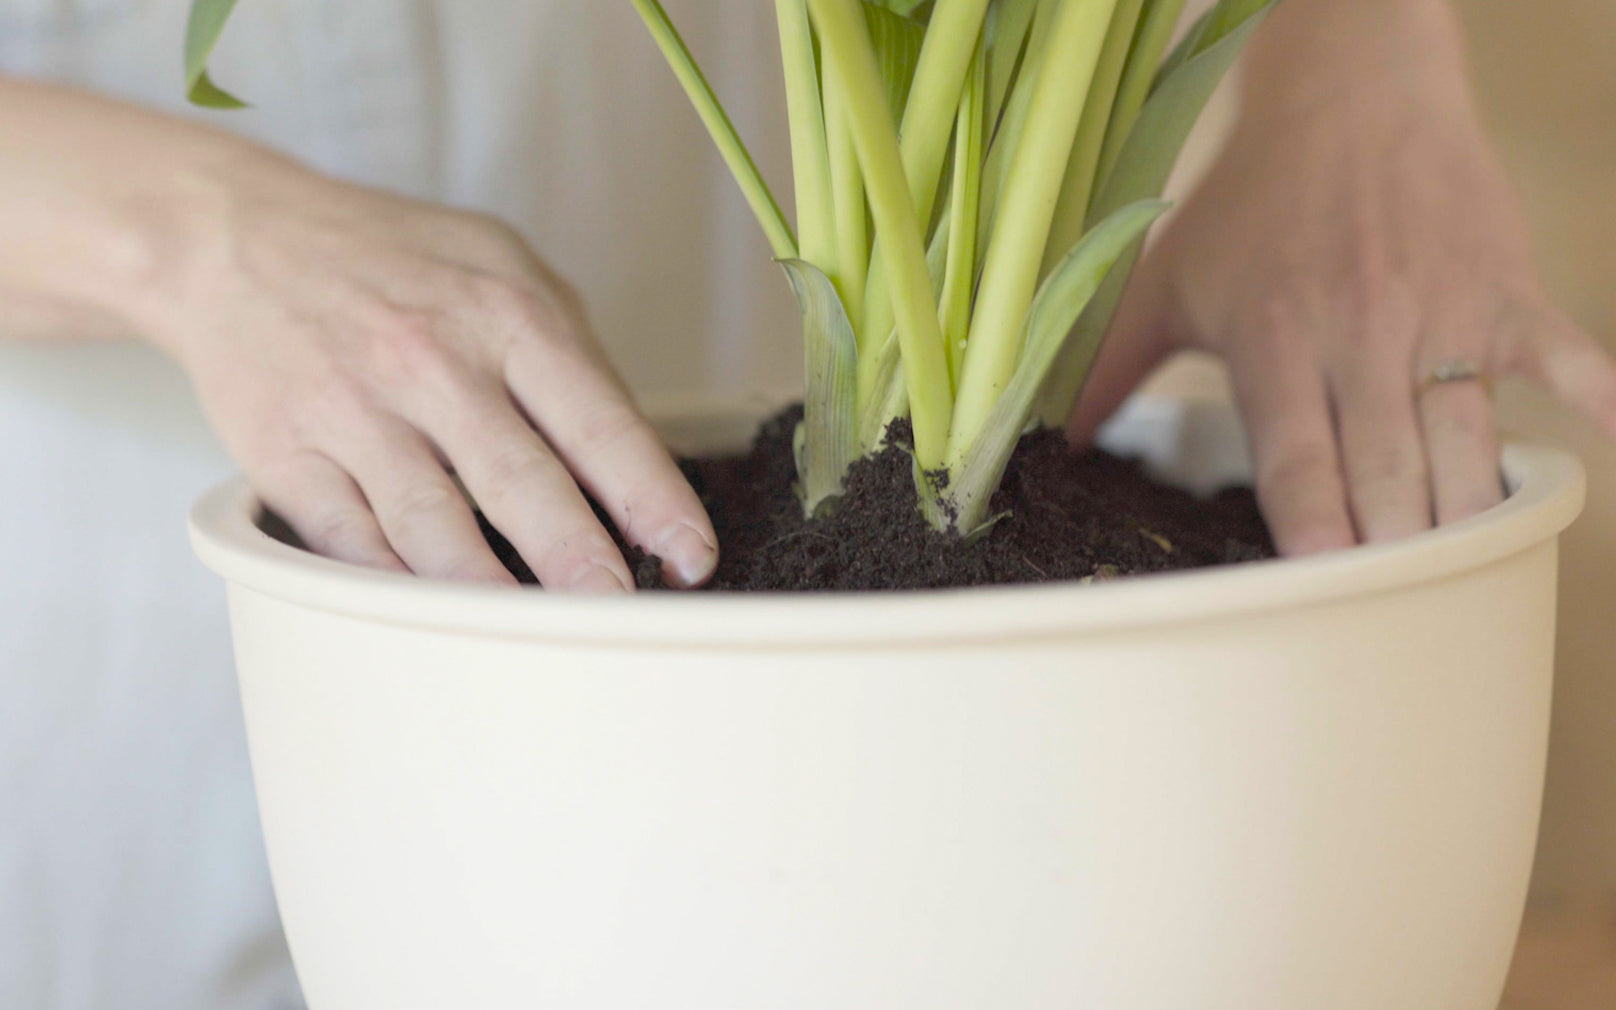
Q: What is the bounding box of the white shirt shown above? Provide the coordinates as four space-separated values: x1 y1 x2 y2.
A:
0 3 794 1008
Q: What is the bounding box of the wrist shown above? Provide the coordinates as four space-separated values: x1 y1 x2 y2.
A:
0 81 269 358
1242 0 1475 127
78 133 268 360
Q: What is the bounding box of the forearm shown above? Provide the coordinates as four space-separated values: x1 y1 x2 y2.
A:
0 284 132 342
0 77 255 347
1243 0 1475 124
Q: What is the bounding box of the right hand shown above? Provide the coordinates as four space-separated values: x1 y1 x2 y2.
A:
141 149 716 592
1069 0 1616 558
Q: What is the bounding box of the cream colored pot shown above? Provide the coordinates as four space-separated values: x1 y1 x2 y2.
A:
190 398 1585 1010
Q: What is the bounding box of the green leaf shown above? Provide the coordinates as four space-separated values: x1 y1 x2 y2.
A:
1157 0 1273 83
1099 0 1275 226
984 0 1039 134
858 189 953 451
977 0 1057 243
184 0 247 108
824 69 869 312
947 0 1122 468
1152 4 1213 84
896 0 992 229
858 331 909 451
811 0 952 471
863 1 929 126
941 37 987 388
950 199 1169 533
1034 0 1277 425
863 0 934 18
631 0 798 259
778 0 838 272
782 260 861 518
1092 0 1188 194
849 0 988 384
1044 0 1147 280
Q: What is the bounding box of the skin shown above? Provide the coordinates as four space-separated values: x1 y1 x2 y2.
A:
1072 0 1616 555
4 0 1610 580
0 79 717 593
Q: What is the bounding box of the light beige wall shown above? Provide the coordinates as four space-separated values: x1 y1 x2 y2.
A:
1456 0 1616 901
1461 0 1616 341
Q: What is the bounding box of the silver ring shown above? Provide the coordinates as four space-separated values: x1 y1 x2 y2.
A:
1417 359 1493 399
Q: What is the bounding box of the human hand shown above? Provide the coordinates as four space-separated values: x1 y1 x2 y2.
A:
141 150 716 592
1069 0 1616 556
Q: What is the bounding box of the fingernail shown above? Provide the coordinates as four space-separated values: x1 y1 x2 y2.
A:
654 522 718 589
570 562 632 596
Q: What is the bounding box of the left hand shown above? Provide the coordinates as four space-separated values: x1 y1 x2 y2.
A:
1069 2 1616 557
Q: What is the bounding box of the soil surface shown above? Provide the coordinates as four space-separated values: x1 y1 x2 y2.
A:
484 405 1274 592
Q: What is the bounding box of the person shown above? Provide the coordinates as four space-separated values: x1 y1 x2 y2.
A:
0 1 1610 1008
3 5 787 1007
1071 0 1616 555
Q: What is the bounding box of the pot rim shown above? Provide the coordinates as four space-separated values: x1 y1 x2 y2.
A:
189 400 1586 650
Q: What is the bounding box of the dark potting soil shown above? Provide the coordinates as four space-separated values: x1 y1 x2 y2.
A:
483 405 1275 592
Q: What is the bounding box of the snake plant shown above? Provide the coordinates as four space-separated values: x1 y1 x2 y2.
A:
186 0 1277 535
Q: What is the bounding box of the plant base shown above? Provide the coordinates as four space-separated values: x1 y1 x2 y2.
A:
484 404 1274 592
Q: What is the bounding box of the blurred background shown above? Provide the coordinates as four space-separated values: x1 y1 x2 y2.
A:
1463 0 1616 1003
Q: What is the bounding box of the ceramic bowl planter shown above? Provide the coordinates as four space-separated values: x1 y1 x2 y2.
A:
190 397 1585 1010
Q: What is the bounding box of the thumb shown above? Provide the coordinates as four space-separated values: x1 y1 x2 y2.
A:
1065 246 1181 447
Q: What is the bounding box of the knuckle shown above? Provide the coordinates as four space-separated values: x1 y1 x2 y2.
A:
571 402 644 458
545 274 587 317
383 482 461 538
493 281 584 350
1425 397 1494 444
371 313 463 391
453 213 547 278
306 506 377 554
476 274 547 329
1333 246 1393 312
1321 261 1417 354
1349 444 1427 489
1259 440 1337 494
1242 294 1300 347
461 210 525 249
1330 355 1406 405
535 526 622 583
292 372 371 445
479 439 555 496
466 266 588 346
1362 283 1418 340
1240 293 1328 364
1339 258 1389 318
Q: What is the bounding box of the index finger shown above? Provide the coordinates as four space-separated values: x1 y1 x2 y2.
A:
505 337 718 590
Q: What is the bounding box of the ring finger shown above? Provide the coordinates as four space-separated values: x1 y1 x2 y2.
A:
1416 344 1504 525
328 414 517 584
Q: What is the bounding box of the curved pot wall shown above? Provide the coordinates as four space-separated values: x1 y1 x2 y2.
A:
191 400 1586 1010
